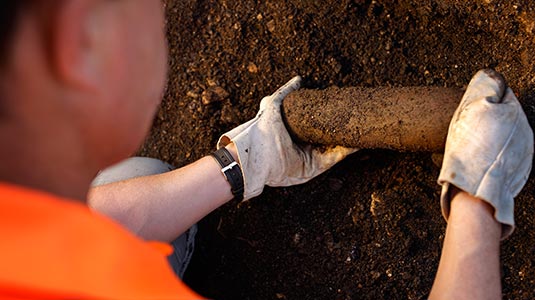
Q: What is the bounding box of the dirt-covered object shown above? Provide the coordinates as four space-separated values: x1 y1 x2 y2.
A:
282 87 464 151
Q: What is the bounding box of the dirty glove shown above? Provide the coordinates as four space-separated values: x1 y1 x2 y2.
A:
217 76 356 201
438 69 534 239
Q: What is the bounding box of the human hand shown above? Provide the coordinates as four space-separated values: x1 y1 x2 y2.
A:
438 69 534 239
218 76 356 201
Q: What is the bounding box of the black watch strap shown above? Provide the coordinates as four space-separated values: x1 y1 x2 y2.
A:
211 147 244 201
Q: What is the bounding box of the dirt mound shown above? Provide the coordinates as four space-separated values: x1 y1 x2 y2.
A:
140 1 535 299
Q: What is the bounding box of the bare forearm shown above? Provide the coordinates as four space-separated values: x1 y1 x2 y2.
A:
88 146 237 242
429 189 502 300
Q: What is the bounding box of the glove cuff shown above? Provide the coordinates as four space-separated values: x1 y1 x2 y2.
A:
438 180 514 240
217 130 267 201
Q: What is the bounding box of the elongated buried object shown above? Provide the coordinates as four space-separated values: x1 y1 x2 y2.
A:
281 86 465 152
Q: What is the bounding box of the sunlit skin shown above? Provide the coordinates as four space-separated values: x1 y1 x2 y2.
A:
430 188 501 300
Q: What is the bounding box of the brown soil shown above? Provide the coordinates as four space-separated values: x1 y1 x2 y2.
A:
139 1 535 299
282 86 464 152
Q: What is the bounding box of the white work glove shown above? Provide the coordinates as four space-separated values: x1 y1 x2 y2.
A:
217 76 356 201
438 69 534 239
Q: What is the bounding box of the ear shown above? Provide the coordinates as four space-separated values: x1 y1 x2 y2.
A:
50 0 104 91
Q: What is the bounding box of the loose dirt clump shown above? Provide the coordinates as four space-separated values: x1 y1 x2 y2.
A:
139 1 535 299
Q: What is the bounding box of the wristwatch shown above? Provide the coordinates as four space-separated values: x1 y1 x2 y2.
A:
211 147 244 201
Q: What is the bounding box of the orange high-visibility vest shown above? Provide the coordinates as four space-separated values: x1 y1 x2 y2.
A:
0 183 204 300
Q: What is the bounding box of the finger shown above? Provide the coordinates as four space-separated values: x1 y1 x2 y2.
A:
462 69 506 107
311 145 358 168
270 76 302 105
325 145 358 157
259 76 302 110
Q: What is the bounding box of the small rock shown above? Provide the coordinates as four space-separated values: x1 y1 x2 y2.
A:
206 78 217 86
370 192 384 217
186 91 199 98
371 271 381 280
266 20 276 32
248 62 259 73
201 86 229 105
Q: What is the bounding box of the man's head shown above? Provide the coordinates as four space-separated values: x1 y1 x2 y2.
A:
0 0 168 199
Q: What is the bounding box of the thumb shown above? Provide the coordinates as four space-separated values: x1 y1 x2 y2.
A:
310 145 358 169
462 69 506 107
260 76 302 110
